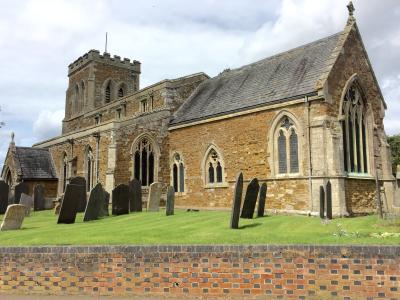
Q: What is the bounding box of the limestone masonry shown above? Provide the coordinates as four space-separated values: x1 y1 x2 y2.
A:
1 10 399 216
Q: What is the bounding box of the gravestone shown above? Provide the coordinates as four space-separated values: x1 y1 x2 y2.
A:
15 182 29 204
240 178 260 219
70 177 87 212
99 190 110 217
147 182 163 212
0 204 25 231
112 184 129 216
33 184 45 211
44 198 54 210
257 183 267 218
166 186 175 216
19 193 33 216
319 186 325 219
129 179 142 212
230 172 243 229
326 181 333 220
83 183 105 222
57 184 83 224
0 180 9 214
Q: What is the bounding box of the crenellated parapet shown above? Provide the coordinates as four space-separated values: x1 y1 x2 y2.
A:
68 49 141 76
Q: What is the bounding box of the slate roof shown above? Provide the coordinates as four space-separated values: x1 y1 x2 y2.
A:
171 32 342 126
15 147 57 180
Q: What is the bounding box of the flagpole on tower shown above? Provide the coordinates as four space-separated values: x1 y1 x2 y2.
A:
105 32 108 53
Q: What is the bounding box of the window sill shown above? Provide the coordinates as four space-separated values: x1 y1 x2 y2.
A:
204 183 229 189
275 173 301 179
346 173 374 180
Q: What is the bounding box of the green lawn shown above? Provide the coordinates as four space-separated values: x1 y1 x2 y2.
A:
0 210 399 246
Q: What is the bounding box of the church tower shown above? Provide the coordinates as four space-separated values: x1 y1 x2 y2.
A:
63 50 141 133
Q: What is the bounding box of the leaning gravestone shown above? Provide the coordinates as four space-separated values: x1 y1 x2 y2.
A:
0 180 9 214
57 184 83 224
15 182 29 204
147 182 163 212
33 184 45 211
100 190 110 217
257 183 267 218
240 178 260 219
319 185 325 219
70 177 87 212
230 172 243 229
0 204 25 231
129 179 142 212
112 184 129 216
19 193 33 216
166 186 175 216
83 183 105 222
326 181 333 220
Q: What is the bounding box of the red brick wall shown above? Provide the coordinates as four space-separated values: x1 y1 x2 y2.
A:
0 245 398 299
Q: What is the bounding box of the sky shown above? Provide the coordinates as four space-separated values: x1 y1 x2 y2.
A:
0 0 399 171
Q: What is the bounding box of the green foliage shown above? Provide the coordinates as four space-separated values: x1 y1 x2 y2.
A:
388 134 400 171
0 210 399 246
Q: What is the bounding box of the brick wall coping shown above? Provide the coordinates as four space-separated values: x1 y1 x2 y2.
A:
0 244 399 256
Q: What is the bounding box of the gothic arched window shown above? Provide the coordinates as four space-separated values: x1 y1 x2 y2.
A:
276 116 299 174
85 146 95 192
204 147 224 185
117 83 127 98
133 138 155 186
171 153 185 192
341 83 369 174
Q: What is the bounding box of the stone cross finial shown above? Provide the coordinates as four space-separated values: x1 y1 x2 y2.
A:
347 1 355 16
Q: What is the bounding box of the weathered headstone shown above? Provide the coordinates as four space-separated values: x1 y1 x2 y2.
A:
83 183 105 222
57 184 83 224
230 172 243 229
147 182 163 212
19 193 33 216
240 178 260 219
70 177 87 212
33 184 45 211
15 182 29 204
257 183 267 218
129 179 142 212
319 185 325 219
326 181 333 220
0 204 25 231
112 184 129 216
166 186 175 216
0 180 9 214
99 190 110 217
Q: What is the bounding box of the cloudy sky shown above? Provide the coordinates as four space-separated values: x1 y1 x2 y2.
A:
0 0 399 170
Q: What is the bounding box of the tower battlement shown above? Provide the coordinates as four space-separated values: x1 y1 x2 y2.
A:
68 49 141 76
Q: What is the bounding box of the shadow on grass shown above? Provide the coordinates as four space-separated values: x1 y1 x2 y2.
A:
239 223 262 229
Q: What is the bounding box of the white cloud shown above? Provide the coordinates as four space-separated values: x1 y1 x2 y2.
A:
33 110 64 141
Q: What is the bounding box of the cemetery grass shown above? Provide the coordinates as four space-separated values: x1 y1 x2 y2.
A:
0 210 399 246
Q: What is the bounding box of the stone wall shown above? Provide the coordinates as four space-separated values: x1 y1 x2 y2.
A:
345 178 376 214
0 245 399 299
24 180 58 199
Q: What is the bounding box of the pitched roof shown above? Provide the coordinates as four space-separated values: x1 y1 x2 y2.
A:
170 32 342 126
15 147 57 180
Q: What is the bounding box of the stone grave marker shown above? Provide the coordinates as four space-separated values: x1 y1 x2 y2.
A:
0 204 25 231
0 180 9 214
257 182 267 217
240 178 260 219
319 186 325 219
19 193 33 216
70 177 87 212
57 184 83 224
166 186 175 216
112 184 129 216
83 183 105 222
147 182 163 212
15 182 28 204
326 181 333 220
129 179 142 212
33 184 45 211
100 190 110 217
230 172 243 229
44 198 54 210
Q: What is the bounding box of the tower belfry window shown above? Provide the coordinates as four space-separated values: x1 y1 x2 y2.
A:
105 84 111 103
118 88 124 98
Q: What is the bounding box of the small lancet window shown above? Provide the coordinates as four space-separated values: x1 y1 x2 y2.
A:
171 153 185 192
118 88 124 98
105 83 111 103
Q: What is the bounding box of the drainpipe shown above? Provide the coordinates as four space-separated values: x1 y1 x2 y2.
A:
306 96 314 212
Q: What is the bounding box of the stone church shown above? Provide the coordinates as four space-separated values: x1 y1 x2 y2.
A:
2 4 399 216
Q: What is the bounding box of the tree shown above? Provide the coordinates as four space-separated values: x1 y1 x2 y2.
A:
387 134 400 174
